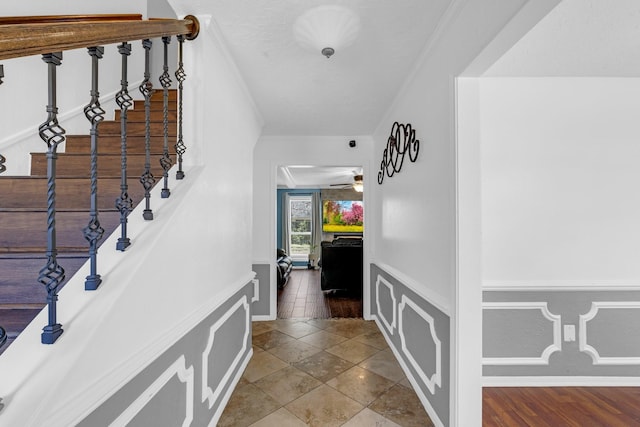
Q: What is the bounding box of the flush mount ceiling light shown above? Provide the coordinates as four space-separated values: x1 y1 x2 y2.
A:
293 5 361 58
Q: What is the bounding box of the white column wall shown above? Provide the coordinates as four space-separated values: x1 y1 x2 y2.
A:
480 78 640 285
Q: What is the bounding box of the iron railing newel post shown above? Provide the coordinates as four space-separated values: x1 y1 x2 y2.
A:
139 38 155 220
115 42 134 251
38 51 66 344
83 46 106 291
175 35 186 180
159 36 173 198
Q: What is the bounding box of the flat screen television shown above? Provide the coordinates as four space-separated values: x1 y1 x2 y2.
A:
322 200 363 233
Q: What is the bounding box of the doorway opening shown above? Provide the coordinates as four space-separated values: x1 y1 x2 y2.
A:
276 165 365 319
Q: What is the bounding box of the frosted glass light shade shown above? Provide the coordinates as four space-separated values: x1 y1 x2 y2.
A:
293 5 361 55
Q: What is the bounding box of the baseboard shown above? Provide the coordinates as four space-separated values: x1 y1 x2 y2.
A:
251 314 275 321
483 376 640 387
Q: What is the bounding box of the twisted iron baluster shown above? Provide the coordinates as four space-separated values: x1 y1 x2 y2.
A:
38 52 65 344
139 39 155 220
175 35 186 180
83 46 106 291
0 326 6 349
115 42 134 251
159 36 173 198
0 65 5 175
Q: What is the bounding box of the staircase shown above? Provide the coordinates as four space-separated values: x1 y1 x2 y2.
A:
0 89 177 355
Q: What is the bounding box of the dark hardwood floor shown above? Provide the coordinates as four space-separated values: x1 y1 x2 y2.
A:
277 268 362 319
483 386 640 426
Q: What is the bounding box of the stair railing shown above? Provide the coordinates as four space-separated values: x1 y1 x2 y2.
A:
0 14 199 345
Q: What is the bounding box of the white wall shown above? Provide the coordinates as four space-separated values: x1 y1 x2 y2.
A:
369 1 559 425
0 2 147 175
480 78 640 285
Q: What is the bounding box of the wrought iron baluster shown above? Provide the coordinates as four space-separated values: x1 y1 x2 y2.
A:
0 326 6 349
159 36 173 198
38 52 66 344
115 42 134 251
175 35 186 180
139 39 155 220
83 46 106 291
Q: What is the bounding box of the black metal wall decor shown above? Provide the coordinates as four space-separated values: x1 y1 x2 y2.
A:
377 121 420 184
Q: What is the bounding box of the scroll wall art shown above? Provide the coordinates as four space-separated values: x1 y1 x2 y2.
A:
377 121 420 184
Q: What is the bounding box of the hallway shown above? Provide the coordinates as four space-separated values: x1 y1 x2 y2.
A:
218 318 433 426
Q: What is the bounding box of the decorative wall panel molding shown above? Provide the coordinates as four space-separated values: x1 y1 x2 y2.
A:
376 275 397 334
202 295 250 408
251 279 259 303
483 302 562 366
399 295 441 394
111 355 194 427
579 301 640 365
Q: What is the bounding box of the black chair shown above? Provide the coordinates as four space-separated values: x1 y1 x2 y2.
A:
320 238 363 295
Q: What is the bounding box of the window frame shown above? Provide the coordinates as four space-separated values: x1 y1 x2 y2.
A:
288 195 312 262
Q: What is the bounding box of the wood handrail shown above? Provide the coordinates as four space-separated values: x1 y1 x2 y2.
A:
0 14 199 61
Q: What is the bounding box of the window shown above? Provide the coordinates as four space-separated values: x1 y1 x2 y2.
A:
288 195 312 261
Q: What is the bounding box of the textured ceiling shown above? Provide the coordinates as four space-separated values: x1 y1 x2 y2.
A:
485 0 640 77
206 0 452 136
277 165 362 189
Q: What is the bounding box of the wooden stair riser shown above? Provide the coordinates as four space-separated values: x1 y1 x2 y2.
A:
150 90 178 102
0 177 146 210
0 211 121 252
132 99 177 112
0 256 88 304
98 121 176 137
65 135 179 154
115 109 177 122
30 153 175 177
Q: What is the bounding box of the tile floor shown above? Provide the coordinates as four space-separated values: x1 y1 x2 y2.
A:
218 318 434 427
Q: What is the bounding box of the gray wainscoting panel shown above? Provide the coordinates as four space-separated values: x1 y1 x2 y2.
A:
370 264 450 427
483 290 640 377
251 264 271 316
77 282 254 427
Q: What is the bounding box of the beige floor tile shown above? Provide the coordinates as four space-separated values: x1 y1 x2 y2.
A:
268 339 323 363
358 348 406 382
248 408 308 427
252 329 296 350
326 366 395 405
292 351 354 382
325 338 380 364
272 320 321 338
285 384 363 427
217 382 281 427
242 351 288 383
324 319 372 339
254 365 322 405
341 408 403 427
252 321 276 336
298 330 349 349
352 330 389 350
304 318 333 329
370 384 434 427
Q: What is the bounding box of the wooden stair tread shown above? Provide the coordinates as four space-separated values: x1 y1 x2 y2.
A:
115 110 177 122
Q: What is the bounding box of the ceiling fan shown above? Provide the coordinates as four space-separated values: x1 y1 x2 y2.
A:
330 173 363 192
